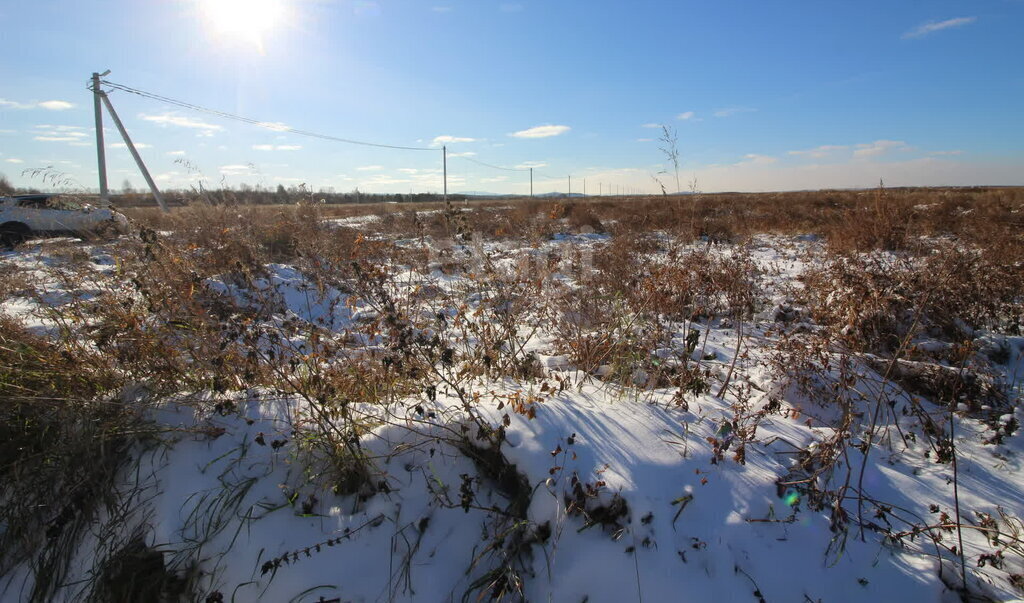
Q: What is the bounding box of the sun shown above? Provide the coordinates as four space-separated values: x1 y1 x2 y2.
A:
198 0 286 48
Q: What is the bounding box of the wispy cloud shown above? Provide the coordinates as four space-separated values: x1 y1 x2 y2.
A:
902 16 976 39
356 165 384 171
516 161 547 169
111 142 152 149
141 112 224 133
448 151 477 157
167 150 186 156
4 158 23 164
713 107 757 118
737 154 778 166
32 124 88 142
257 121 290 132
928 150 964 156
853 140 910 158
640 123 661 129
636 138 653 142
433 135 476 145
0 98 75 110
788 144 848 159
252 144 303 151
676 111 695 120
219 164 255 176
509 124 570 139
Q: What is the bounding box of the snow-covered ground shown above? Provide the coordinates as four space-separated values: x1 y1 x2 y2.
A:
1 222 1022 602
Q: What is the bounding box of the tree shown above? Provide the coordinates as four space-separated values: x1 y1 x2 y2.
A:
0 173 13 195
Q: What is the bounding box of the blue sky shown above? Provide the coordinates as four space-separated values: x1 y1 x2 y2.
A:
1 0 1022 195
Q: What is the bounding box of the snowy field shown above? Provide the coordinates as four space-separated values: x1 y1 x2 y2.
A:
1 196 1022 602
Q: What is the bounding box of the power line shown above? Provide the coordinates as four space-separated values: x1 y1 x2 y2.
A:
98 80 435 152
452 156 528 172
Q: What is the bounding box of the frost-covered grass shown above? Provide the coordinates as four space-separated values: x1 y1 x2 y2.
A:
1 190 1023 601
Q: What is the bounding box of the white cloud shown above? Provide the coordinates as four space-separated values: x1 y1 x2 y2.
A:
0 98 33 109
448 151 477 157
141 112 224 133
713 107 757 118
788 144 848 158
111 142 152 149
31 124 88 143
509 124 570 139
257 121 290 132
356 165 384 171
252 144 302 151
480 176 509 183
853 140 909 158
433 135 476 145
253 144 274 151
167 150 186 156
640 123 661 129
928 150 964 156
38 100 75 111
516 161 547 169
277 145 302 151
219 164 255 175
4 158 23 164
738 154 778 166
636 138 653 142
676 111 695 120
0 98 75 110
902 16 976 39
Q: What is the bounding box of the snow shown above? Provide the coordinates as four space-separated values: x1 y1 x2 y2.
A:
1 227 1022 602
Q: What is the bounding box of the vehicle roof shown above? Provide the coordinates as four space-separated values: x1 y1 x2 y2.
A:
10 194 56 201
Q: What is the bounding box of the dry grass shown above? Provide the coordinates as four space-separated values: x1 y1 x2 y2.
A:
2 185 1022 599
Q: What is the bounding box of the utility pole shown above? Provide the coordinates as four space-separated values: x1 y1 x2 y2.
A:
529 167 533 198
91 71 109 201
583 179 586 197
99 92 167 212
568 175 571 198
442 145 447 204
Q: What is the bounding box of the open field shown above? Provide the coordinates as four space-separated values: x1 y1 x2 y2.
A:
2 187 1023 601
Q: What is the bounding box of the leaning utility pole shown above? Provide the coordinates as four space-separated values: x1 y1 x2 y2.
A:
91 72 168 212
91 72 109 201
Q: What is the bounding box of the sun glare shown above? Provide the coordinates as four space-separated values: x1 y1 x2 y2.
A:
199 0 285 48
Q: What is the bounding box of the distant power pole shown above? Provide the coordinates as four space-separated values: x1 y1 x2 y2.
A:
583 179 586 197
567 175 571 198
530 167 533 197
442 145 447 203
